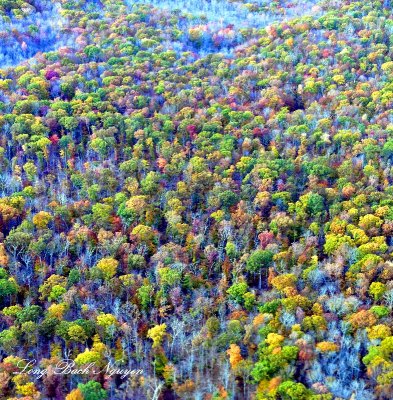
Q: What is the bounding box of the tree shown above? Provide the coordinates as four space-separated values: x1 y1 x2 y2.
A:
219 190 239 209
271 274 297 292
0 326 19 352
0 274 18 301
84 45 102 60
68 325 88 343
39 275 67 300
5 230 33 259
369 282 387 302
92 203 113 229
227 282 248 304
131 224 156 250
16 305 42 323
138 284 153 311
48 285 67 302
95 257 118 281
277 381 310 400
74 349 102 366
96 313 117 338
78 381 107 400
141 171 160 195
158 267 181 288
23 161 37 181
147 324 167 348
66 389 84 400
227 344 242 369
382 139 393 159
246 250 274 289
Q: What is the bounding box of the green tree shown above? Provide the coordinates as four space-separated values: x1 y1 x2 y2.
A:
277 381 310 400
84 45 102 60
246 250 274 289
0 275 18 300
78 381 107 400
92 203 113 229
227 282 248 304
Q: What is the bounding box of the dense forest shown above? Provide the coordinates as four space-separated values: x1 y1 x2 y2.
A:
0 0 392 399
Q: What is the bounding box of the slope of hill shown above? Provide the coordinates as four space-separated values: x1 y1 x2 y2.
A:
0 0 392 399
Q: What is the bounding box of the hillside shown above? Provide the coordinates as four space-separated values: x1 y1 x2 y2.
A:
0 1 392 399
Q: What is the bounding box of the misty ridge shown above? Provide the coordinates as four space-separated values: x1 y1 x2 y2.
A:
0 0 107 67
130 0 325 55
130 0 323 28
0 0 329 68
0 0 71 67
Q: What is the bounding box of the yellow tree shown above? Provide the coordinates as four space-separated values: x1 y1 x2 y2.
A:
227 344 243 369
96 257 118 281
147 324 167 348
32 211 53 229
66 389 84 400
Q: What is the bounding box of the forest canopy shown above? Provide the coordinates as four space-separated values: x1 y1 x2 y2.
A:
0 0 392 399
